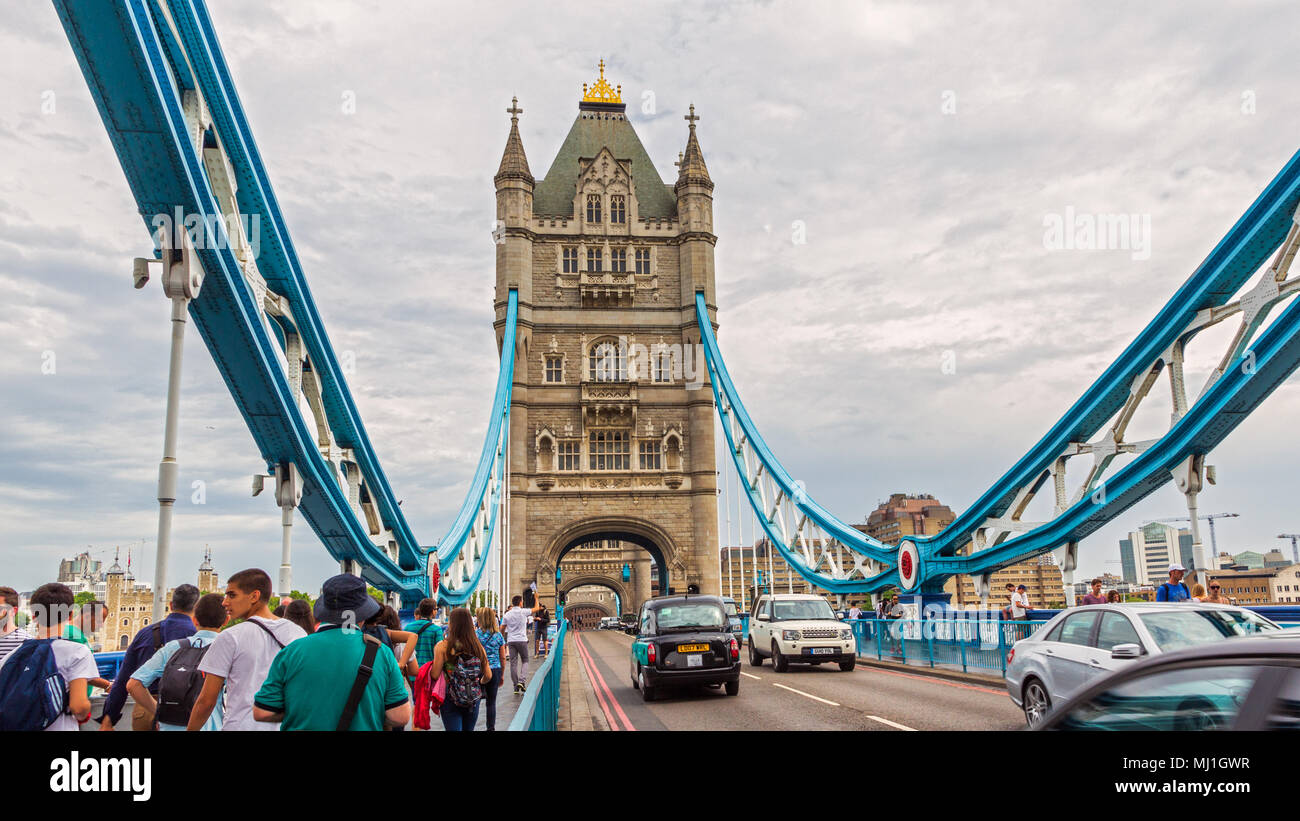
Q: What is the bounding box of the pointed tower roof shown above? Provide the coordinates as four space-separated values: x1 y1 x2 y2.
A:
532 61 677 219
495 97 534 186
108 546 123 575
675 103 713 193
199 545 213 572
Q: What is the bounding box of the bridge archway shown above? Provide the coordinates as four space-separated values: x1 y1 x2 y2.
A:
559 575 631 614
542 516 679 593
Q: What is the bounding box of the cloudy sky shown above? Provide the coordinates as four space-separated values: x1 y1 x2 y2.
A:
2 0 1299 596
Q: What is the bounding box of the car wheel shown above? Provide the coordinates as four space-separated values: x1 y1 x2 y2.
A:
1022 678 1051 727
725 679 740 696
772 641 788 673
639 665 656 702
839 657 856 672
747 638 763 667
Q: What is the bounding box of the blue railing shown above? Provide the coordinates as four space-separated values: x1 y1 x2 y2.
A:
509 621 568 731
845 618 1043 675
94 651 126 682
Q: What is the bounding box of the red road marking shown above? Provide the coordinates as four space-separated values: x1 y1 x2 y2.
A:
575 635 637 731
866 665 1007 696
573 635 621 731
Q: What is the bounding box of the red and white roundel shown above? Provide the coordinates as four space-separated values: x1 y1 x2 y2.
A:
897 541 919 591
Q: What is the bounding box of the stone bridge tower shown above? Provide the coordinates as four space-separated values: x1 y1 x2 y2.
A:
492 62 720 613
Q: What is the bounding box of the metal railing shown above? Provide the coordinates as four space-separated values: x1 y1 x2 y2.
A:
508 620 568 731
845 618 1044 675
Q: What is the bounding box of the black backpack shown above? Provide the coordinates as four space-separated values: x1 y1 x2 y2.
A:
154 638 210 726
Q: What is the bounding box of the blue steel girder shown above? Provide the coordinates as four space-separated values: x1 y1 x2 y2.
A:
697 139 1300 593
53 0 515 604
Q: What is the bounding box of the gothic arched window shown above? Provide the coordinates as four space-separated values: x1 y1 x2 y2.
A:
586 194 602 223
588 340 627 382
610 195 626 223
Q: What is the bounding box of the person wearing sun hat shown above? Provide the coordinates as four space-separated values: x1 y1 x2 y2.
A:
253 574 411 731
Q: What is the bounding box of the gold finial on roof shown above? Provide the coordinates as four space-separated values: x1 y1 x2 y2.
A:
581 59 623 104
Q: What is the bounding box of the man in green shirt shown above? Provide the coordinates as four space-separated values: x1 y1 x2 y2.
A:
253 575 410 731
63 601 110 694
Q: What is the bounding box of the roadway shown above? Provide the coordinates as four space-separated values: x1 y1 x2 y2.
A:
570 628 1024 731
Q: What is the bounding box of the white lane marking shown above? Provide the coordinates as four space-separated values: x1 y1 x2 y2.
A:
866 715 916 731
772 682 840 706
741 672 762 680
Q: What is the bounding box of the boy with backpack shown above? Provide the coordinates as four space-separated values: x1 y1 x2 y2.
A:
188 569 306 731
0 582 97 731
125 593 227 730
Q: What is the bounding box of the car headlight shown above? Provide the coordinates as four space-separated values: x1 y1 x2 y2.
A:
840 629 853 640
782 629 801 641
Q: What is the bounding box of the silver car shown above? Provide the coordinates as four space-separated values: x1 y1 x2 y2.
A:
1005 602 1280 726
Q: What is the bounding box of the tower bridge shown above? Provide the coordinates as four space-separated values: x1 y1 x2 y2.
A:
52 0 1300 628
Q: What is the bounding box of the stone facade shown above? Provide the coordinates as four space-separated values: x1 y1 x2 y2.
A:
102 548 220 651
494 72 720 610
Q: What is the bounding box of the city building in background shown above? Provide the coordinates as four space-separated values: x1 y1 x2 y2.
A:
1207 563 1300 605
58 551 104 585
859 493 955 544
1118 522 1195 585
945 554 1068 609
101 547 220 650
1070 573 1154 601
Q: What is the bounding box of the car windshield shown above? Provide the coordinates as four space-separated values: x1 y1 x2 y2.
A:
655 603 726 631
772 600 836 621
1139 609 1279 652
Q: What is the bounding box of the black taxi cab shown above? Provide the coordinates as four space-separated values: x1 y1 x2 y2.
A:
629 594 741 702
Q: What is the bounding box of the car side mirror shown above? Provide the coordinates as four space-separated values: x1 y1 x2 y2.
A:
1111 643 1142 660
756 613 770 622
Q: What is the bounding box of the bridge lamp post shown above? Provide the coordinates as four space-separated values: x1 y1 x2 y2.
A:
134 228 204 623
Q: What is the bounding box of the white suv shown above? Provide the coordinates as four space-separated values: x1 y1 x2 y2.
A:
747 594 856 672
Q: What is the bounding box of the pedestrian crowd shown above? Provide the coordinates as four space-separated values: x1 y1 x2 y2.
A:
0 569 558 733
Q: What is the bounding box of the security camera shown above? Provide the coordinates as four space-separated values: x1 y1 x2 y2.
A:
132 257 152 289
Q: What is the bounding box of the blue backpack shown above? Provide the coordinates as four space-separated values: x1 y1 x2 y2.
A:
0 639 68 731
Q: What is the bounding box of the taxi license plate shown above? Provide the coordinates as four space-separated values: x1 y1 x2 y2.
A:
677 644 710 653
810 647 835 655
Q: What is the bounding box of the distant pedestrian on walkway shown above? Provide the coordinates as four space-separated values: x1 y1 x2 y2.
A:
1190 583 1207 602
403 598 443 684
1155 564 1191 602
1106 589 1122 604
430 607 492 731
1080 578 1108 605
848 603 862 620
475 607 508 730
189 569 306 731
534 603 551 656
501 595 543 693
